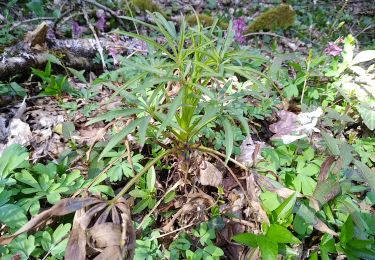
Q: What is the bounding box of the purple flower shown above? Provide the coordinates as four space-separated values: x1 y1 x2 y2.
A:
72 21 86 38
233 17 246 44
96 10 107 31
108 47 120 65
324 42 342 56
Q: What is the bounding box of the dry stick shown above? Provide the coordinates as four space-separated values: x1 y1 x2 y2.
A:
86 0 126 28
244 32 291 41
82 1 107 72
206 152 254 211
10 17 56 31
137 179 183 230
86 121 114 160
124 139 136 176
196 146 248 171
229 217 256 228
151 222 197 241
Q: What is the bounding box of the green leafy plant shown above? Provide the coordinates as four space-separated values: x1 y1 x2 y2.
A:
233 223 300 259
0 144 83 259
167 222 224 260
325 35 375 130
88 12 274 203
32 62 70 97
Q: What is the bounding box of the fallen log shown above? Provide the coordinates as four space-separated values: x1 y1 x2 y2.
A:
0 22 146 79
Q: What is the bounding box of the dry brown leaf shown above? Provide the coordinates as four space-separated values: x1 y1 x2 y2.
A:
93 246 122 260
253 172 302 198
65 203 108 260
236 135 266 168
89 223 122 248
199 160 223 188
0 197 101 245
65 200 135 260
246 173 270 225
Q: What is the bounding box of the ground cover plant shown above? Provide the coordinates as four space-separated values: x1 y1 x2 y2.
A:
0 0 374 259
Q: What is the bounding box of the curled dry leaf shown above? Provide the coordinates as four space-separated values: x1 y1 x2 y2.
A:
199 160 223 188
269 108 323 144
246 173 270 225
0 197 101 245
236 135 266 168
65 199 135 260
253 171 302 198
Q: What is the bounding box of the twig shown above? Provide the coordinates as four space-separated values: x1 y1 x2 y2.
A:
53 9 74 32
151 222 197 240
82 1 107 71
244 32 290 41
86 0 126 28
228 217 255 228
196 146 248 171
124 139 136 176
10 17 55 31
137 179 183 230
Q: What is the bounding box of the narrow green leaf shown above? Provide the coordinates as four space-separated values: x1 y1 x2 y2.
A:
147 166 156 192
273 192 297 222
98 118 144 160
156 88 183 137
321 131 340 156
340 215 354 244
118 31 175 61
87 108 144 125
222 117 234 163
138 116 151 148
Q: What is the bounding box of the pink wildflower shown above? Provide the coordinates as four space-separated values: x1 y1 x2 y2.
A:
324 42 342 56
96 10 107 31
233 17 247 44
72 21 86 38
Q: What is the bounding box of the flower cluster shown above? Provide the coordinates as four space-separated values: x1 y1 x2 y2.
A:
233 17 247 44
71 21 86 38
324 42 342 56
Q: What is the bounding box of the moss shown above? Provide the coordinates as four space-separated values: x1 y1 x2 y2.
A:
186 14 228 29
131 0 164 15
246 4 296 33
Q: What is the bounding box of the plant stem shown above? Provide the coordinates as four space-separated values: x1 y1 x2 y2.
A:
300 50 313 105
111 148 177 203
195 145 248 171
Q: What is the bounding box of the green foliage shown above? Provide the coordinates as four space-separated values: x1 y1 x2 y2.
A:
233 224 300 259
0 145 83 258
0 81 27 97
32 62 70 97
325 35 375 130
246 4 296 33
92 12 272 162
167 221 224 260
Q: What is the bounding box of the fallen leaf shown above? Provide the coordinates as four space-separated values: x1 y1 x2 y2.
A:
253 172 302 198
236 135 266 168
0 197 101 245
269 108 323 144
199 160 223 188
